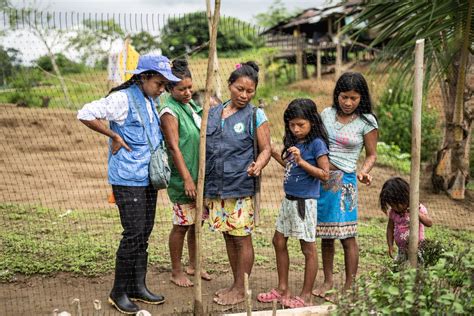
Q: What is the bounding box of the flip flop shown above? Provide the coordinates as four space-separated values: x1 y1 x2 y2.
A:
256 289 282 303
281 296 306 308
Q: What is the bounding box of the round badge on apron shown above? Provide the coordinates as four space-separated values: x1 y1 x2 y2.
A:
233 122 245 134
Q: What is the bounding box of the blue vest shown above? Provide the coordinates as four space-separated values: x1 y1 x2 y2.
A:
205 103 255 199
108 84 162 187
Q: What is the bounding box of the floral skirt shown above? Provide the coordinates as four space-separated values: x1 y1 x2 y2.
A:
172 202 209 226
316 170 358 239
205 197 254 237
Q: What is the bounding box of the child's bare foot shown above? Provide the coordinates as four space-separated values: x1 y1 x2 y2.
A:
312 282 333 297
186 266 213 281
170 271 193 287
213 288 245 305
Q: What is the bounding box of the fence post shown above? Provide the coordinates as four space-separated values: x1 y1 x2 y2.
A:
335 21 342 80
194 1 221 314
295 27 303 81
317 48 321 80
408 38 424 267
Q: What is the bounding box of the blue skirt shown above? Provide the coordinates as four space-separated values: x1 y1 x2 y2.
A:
316 170 358 239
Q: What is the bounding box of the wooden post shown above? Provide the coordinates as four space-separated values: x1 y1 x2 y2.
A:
244 273 252 316
206 0 223 100
408 39 424 268
194 1 221 314
335 21 342 81
294 27 303 81
316 48 322 80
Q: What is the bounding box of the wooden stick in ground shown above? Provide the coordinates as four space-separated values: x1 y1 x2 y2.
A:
408 38 424 268
244 273 252 316
272 300 277 316
193 0 221 315
206 0 223 100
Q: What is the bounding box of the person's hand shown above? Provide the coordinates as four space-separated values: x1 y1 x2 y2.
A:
184 178 197 199
111 134 132 155
357 172 372 185
388 246 394 258
247 161 263 177
287 146 302 164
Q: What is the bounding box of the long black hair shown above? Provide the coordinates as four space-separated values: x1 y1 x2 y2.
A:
379 177 410 214
166 59 192 92
333 72 377 127
107 70 159 96
281 98 329 160
227 61 259 88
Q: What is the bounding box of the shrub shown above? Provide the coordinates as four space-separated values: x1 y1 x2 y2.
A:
377 99 442 162
36 53 85 74
376 142 411 174
336 248 473 315
7 68 43 107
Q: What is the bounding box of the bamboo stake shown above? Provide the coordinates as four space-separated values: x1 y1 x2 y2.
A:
206 0 223 100
244 273 252 316
272 300 277 316
194 1 221 314
408 39 424 268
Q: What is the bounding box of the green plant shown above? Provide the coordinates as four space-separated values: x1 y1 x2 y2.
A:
6 68 43 107
377 100 442 162
336 249 474 315
420 239 445 267
376 142 411 174
36 53 85 74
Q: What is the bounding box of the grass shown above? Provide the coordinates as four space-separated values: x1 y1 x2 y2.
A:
1 202 472 282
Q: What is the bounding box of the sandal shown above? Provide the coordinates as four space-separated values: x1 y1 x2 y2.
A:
281 296 306 308
256 289 282 303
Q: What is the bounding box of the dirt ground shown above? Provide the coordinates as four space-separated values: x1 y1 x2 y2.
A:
0 104 472 315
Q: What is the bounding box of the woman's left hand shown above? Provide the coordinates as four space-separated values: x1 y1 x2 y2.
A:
357 172 372 185
247 161 263 177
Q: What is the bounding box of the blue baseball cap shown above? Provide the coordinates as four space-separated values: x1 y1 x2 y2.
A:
128 54 181 82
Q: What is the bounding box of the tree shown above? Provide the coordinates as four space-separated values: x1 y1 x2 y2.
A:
253 0 291 29
68 19 124 65
160 12 261 58
348 0 473 199
7 5 73 107
130 31 160 53
0 45 20 86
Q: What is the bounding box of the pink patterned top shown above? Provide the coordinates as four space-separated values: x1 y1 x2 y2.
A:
389 203 428 250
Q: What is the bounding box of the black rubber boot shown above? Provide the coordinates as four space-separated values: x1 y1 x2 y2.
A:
128 253 165 305
109 257 140 314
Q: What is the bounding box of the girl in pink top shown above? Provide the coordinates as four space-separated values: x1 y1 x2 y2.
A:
379 177 433 261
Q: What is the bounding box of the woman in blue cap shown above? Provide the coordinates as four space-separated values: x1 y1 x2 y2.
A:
77 54 180 314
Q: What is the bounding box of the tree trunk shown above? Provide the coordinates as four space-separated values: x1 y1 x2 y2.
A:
432 53 473 199
48 49 73 108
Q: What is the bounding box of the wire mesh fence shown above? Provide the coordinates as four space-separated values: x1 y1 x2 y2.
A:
0 9 473 316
